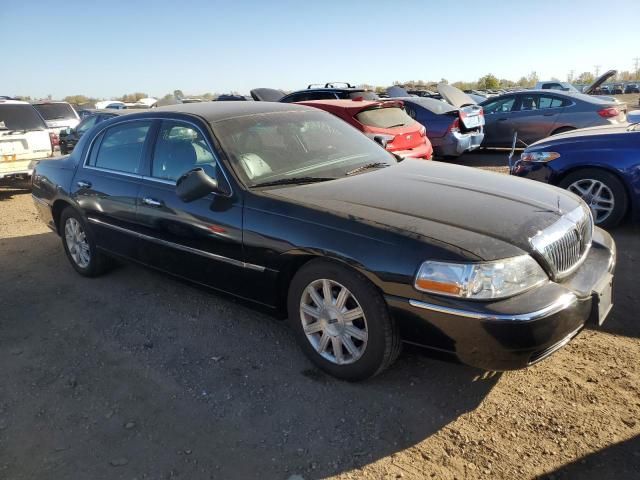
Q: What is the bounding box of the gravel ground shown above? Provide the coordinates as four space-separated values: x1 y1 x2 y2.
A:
0 153 638 480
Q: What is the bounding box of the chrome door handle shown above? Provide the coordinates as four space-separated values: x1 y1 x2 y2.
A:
77 180 91 189
142 197 163 207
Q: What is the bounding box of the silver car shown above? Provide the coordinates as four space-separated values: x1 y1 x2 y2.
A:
480 90 627 147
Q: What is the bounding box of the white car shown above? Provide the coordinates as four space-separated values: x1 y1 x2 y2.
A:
0 100 53 180
94 100 126 110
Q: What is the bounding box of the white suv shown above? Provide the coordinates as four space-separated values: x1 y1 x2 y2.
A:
32 101 80 145
0 99 53 180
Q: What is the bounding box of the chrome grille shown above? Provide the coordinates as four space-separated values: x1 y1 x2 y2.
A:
530 206 593 279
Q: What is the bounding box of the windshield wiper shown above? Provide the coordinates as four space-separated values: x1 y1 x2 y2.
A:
251 176 335 188
346 162 390 176
387 123 407 128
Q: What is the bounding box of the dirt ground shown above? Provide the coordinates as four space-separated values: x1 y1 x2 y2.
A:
0 152 638 480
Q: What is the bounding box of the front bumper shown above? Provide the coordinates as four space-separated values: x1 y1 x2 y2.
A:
386 227 616 371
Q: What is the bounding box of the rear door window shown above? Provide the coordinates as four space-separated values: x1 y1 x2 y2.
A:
355 107 414 128
89 121 152 174
538 96 567 109
0 104 47 131
33 103 76 121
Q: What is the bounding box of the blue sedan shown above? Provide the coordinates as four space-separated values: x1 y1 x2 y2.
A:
512 113 640 228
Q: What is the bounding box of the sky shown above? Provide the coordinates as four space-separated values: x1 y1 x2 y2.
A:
2 0 639 100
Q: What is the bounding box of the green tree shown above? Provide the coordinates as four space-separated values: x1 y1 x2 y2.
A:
64 95 91 105
576 72 595 84
477 74 500 90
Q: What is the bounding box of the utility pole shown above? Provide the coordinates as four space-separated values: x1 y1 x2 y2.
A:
594 65 601 78
568 70 575 82
634 57 640 79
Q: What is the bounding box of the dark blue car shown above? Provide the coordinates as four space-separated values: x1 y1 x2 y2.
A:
512 112 640 228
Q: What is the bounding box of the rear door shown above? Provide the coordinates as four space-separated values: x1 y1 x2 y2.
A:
71 119 153 258
134 119 247 296
508 94 566 145
481 95 517 146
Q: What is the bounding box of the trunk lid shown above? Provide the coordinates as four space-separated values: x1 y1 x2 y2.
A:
583 69 617 95
437 83 477 108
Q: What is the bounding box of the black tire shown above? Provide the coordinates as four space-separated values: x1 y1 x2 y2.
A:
558 169 628 228
60 146 68 155
287 259 401 381
59 207 113 277
551 126 576 136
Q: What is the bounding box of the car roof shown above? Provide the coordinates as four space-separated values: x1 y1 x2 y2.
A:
151 101 315 123
31 100 72 105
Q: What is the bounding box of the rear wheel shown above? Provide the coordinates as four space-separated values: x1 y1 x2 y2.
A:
559 169 628 228
287 260 401 381
60 207 113 276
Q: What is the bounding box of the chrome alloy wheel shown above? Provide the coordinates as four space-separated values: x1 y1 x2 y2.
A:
567 178 615 224
299 279 368 365
64 217 91 268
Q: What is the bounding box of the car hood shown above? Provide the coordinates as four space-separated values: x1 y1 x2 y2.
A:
584 69 617 94
261 160 581 260
527 124 632 148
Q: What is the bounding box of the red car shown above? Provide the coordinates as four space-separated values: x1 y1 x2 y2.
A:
295 99 433 160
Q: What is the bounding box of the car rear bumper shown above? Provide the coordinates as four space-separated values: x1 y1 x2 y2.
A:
385 227 616 371
392 141 433 160
432 130 484 157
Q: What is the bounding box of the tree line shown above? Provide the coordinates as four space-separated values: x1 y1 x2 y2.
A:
14 69 640 104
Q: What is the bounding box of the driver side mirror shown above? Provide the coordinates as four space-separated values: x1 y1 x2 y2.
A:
176 168 220 202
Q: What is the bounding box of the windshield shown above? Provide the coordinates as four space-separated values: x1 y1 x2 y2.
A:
33 103 77 120
0 104 47 131
355 107 414 128
213 110 396 187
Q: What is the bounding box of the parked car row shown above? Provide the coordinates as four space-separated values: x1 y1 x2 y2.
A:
30 101 617 381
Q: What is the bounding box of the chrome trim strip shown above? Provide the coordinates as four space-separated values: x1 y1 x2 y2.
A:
408 292 578 322
527 324 583 365
87 217 264 272
83 165 143 179
31 194 49 207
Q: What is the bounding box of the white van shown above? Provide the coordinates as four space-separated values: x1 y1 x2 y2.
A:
0 100 53 180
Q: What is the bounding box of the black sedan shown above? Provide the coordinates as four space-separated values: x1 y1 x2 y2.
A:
58 110 125 154
31 102 615 380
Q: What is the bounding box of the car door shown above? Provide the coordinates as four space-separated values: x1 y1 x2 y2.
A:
71 119 153 258
481 95 517 146
135 118 247 296
508 94 566 145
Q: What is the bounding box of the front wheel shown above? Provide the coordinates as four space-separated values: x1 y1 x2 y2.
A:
559 169 628 228
60 207 113 276
287 260 401 381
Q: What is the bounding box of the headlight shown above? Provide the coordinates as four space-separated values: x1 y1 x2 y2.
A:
520 151 560 163
414 255 547 300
